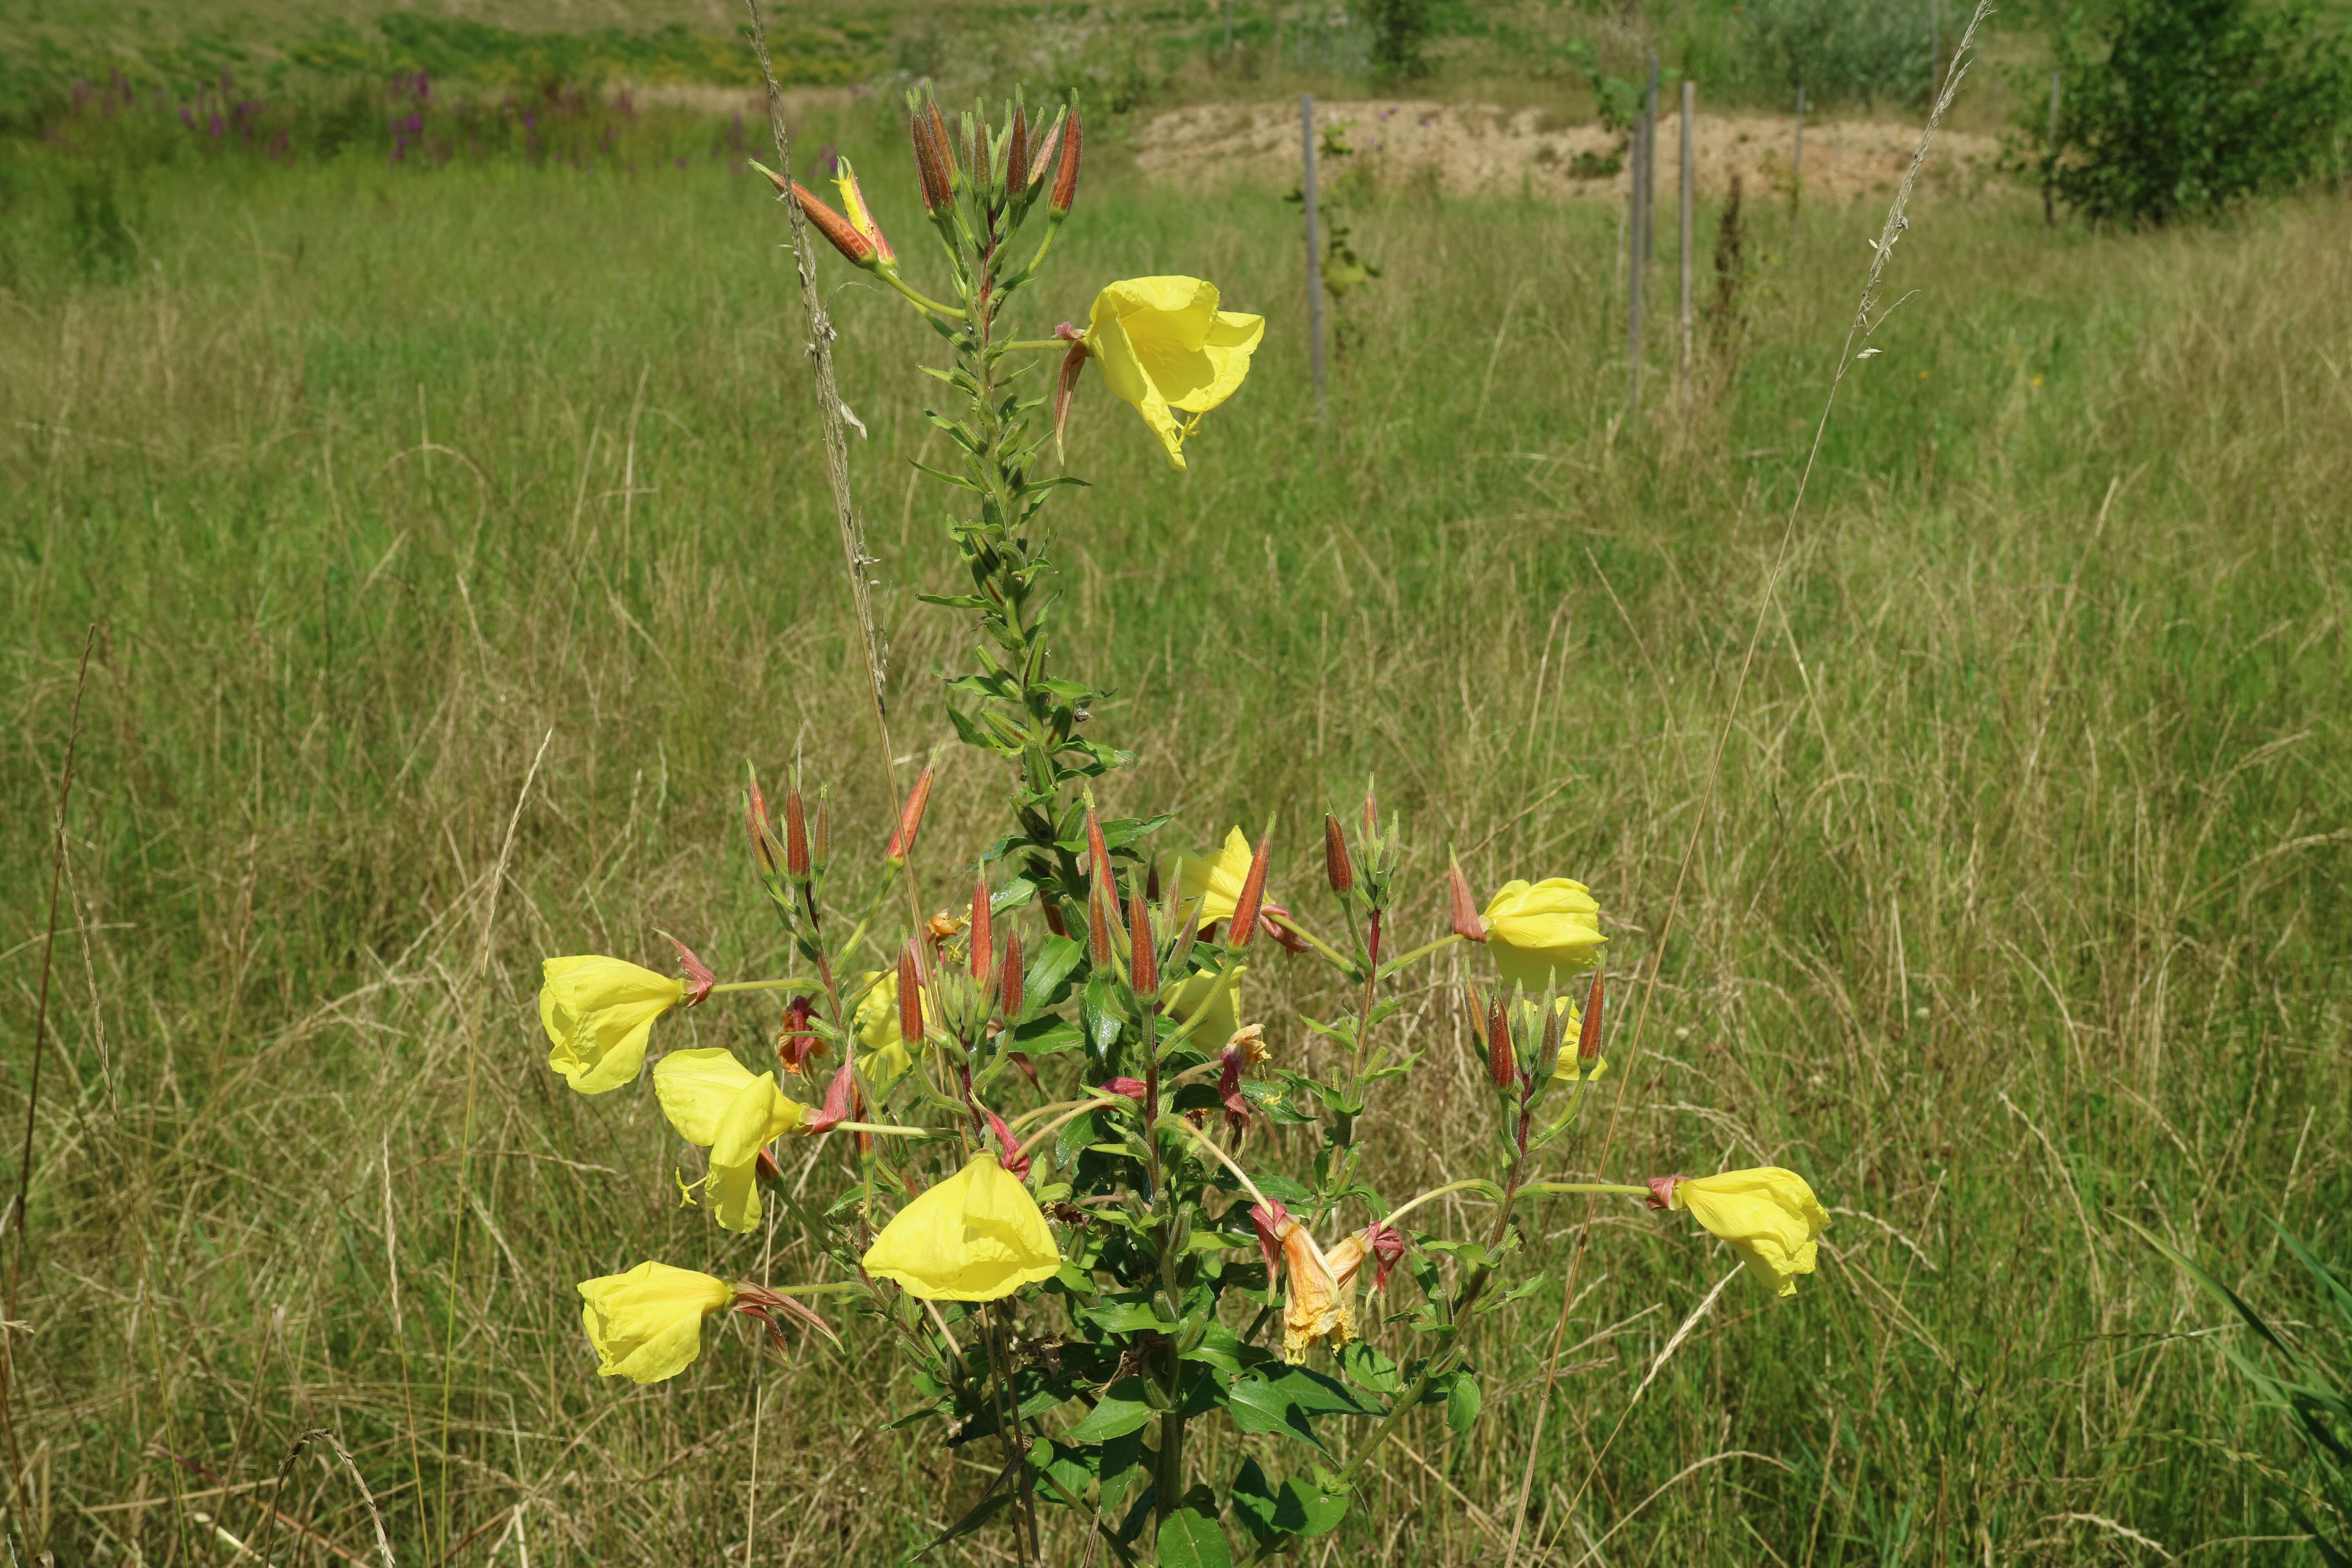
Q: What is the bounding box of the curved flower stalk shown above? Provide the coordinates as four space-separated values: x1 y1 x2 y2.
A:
525 83 1827 1564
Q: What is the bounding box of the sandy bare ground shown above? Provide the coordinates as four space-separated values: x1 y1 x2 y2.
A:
1134 99 2004 205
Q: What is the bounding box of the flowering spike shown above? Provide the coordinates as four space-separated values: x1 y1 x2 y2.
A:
897 940 923 1044
1000 929 1025 1019
1448 856 1488 943
1323 812 1354 895
1049 101 1082 218
784 787 811 879
661 933 717 1008
1228 830 1273 949
1128 884 1158 995
887 766 935 863
1579 967 1604 1062
969 874 994 981
789 181 875 269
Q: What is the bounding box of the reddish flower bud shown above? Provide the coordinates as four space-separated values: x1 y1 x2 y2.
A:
886 766 934 863
806 1058 857 1133
1026 116 1063 189
1128 884 1158 994
999 929 1025 1019
1365 1223 1407 1292
984 1106 1030 1180
1579 967 1604 1062
1646 1176 1682 1212
969 875 994 980
663 933 717 1007
1249 1200 1292 1281
791 182 875 268
1006 106 1029 198
811 796 831 870
1053 332 1089 462
1102 1076 1148 1104
1228 831 1273 949
928 99 959 186
1085 807 1112 884
1448 857 1488 943
1485 996 1516 1089
1362 780 1378 843
777 993 822 1074
1087 877 1114 969
1050 103 1082 217
784 787 810 879
748 783 780 875
1323 813 1354 895
908 112 950 214
896 940 923 1044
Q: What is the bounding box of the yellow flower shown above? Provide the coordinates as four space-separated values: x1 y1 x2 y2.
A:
540 956 684 1094
653 1050 809 1232
1177 826 1253 929
1166 964 1245 1047
861 1151 1062 1301
577 1261 734 1383
853 970 933 1091
1483 879 1606 991
1666 1168 1831 1297
1082 277 1264 472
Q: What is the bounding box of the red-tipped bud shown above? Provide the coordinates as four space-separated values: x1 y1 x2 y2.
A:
1579 968 1604 1062
663 933 717 1007
908 113 950 214
811 796 831 870
1259 904 1312 956
1365 1223 1407 1292
1646 1176 1682 1212
784 788 810 879
928 100 959 187
1053 330 1089 462
886 766 934 863
969 876 994 980
1248 1200 1292 1281
1050 103 1082 217
1128 884 1158 993
1448 858 1488 943
896 941 923 1044
1102 1076 1148 1104
1228 830 1273 949
1362 780 1378 842
748 783 780 875
777 994 822 1074
805 1057 857 1133
1026 117 1063 189
1323 813 1355 895
1085 807 1112 884
984 1106 1030 1180
999 929 1025 1019
1485 996 1516 1089
1087 876 1118 968
791 182 875 268
1006 107 1029 198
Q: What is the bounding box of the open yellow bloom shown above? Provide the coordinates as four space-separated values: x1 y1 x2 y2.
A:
1666 1168 1831 1297
1483 879 1606 991
861 1151 1062 1301
1178 826 1252 929
540 956 684 1094
1083 277 1264 471
653 1049 809 1232
853 970 933 1091
1166 964 1244 1047
578 1261 733 1383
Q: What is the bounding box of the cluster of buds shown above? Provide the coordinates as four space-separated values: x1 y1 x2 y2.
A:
1469 968 1607 1153
1324 781 1404 916
906 88 1081 244
923 870 1031 1051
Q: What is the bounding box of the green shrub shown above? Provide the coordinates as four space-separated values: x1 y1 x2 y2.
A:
1366 0 1435 81
2029 0 2352 226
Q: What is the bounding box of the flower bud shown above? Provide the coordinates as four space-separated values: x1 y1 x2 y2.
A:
999 929 1025 1019
969 875 994 980
1362 780 1378 844
1085 806 1112 885
1049 102 1082 218
1485 995 1516 1089
811 794 831 871
663 933 717 1008
928 99 960 188
784 787 810 879
1228 830 1272 949
748 784 780 876
789 181 875 269
1534 993 1565 1083
1323 812 1354 895
1026 114 1063 190
887 765 935 863
1087 876 1116 969
1127 884 1158 995
897 940 923 1044
1448 856 1488 943
1006 107 1029 201
832 156 894 269
1579 968 1604 1062
908 111 951 214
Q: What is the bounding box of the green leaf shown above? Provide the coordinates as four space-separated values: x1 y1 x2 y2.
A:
1336 1340 1402 1394
1446 1369 1484 1432
1154 1507 1232 1568
1064 1377 1156 1443
1181 1319 1247 1372
1009 1015 1084 1055
1082 1301 1178 1336
1230 1457 1351 1543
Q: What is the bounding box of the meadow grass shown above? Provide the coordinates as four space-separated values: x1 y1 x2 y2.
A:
2 105 2350 1564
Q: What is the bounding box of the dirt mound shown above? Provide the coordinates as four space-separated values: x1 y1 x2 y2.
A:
1134 99 2004 205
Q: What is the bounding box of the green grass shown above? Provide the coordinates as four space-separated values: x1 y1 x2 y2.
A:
3 95 2350 1564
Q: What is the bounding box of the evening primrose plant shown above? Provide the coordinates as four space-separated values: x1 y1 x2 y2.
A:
534 84 1830 1563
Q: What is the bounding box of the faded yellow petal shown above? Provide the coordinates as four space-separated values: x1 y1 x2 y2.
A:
1277 1223 1354 1363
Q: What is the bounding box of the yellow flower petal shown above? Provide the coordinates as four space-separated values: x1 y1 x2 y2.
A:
1166 964 1244 1047
1177 311 1268 414
1082 276 1263 471
1176 826 1254 929
1675 1167 1831 1297
540 956 683 1094
853 970 930 1091
1482 879 1606 991
708 1073 808 1234
1276 1220 1354 1363
653 1048 758 1147
577 1261 733 1383
861 1152 1062 1301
